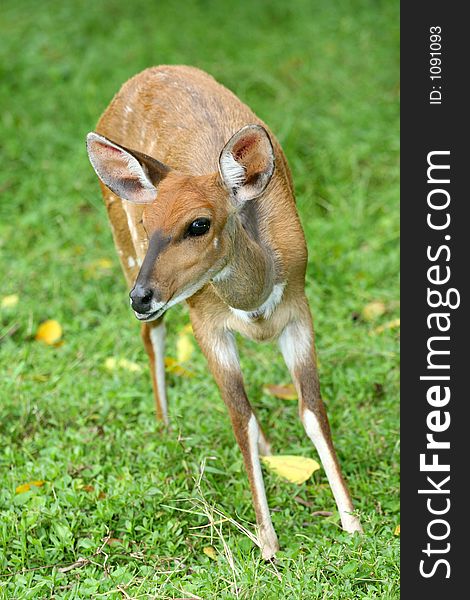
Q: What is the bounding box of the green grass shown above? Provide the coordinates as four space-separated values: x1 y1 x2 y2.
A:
0 0 399 597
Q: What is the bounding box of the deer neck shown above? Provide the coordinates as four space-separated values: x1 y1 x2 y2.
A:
211 212 277 312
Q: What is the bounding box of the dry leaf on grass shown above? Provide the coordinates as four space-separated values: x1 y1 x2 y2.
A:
117 358 141 372
263 383 297 400
373 318 400 334
35 320 62 345
394 524 400 536
261 455 320 484
31 374 49 382
16 480 45 494
1 294 19 309
203 546 217 560
84 258 114 279
106 537 124 546
361 301 386 322
93 258 113 269
165 357 195 378
105 357 142 372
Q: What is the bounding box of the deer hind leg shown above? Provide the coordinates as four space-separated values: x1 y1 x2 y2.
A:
278 317 363 534
192 324 278 559
257 426 272 456
141 320 168 425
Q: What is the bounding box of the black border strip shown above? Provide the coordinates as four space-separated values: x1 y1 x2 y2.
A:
401 2 467 596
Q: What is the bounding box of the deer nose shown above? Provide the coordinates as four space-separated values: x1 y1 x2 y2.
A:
129 285 154 314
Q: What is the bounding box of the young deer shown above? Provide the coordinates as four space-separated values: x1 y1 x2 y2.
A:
86 65 362 559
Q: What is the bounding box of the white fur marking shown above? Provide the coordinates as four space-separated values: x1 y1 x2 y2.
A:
121 204 145 267
150 323 168 424
162 257 229 312
122 202 139 247
212 265 233 283
278 321 312 372
166 278 209 310
229 307 253 323
255 282 285 319
229 282 286 322
220 151 246 190
127 256 136 268
247 415 279 558
302 409 362 533
213 331 240 371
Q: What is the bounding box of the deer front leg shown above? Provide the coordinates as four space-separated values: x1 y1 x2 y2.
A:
193 325 279 559
278 317 363 534
141 319 168 425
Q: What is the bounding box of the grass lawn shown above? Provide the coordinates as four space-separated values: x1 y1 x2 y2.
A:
0 0 399 597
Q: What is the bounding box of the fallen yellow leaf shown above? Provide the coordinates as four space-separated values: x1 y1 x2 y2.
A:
176 333 194 363
165 357 195 378
118 358 142 372
361 301 386 322
261 455 320 484
15 483 30 494
105 357 117 370
1 294 19 309
72 245 85 256
263 383 297 400
31 374 49 382
84 258 114 279
91 258 113 270
203 546 217 560
104 357 142 372
373 318 401 334
394 524 400 536
35 320 62 345
15 480 45 494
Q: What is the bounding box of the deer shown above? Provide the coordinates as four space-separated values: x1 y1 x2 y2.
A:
86 65 362 560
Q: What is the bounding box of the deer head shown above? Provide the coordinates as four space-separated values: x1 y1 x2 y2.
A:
86 125 275 321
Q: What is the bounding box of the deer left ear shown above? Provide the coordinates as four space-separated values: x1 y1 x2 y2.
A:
219 125 275 206
86 132 170 204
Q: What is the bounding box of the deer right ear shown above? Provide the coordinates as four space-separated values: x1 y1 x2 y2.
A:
86 132 170 204
219 125 275 207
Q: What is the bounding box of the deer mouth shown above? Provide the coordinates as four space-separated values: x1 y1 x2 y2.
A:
134 304 168 322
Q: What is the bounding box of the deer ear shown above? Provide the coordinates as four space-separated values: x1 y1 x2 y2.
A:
86 132 170 204
219 125 275 206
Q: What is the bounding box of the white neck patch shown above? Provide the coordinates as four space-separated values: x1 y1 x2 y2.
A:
229 282 286 322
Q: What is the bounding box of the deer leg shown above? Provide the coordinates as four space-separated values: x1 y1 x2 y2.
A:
193 326 278 559
257 426 272 457
278 318 362 533
141 319 168 425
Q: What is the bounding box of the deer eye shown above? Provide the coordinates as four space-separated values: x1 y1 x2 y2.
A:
186 218 211 237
